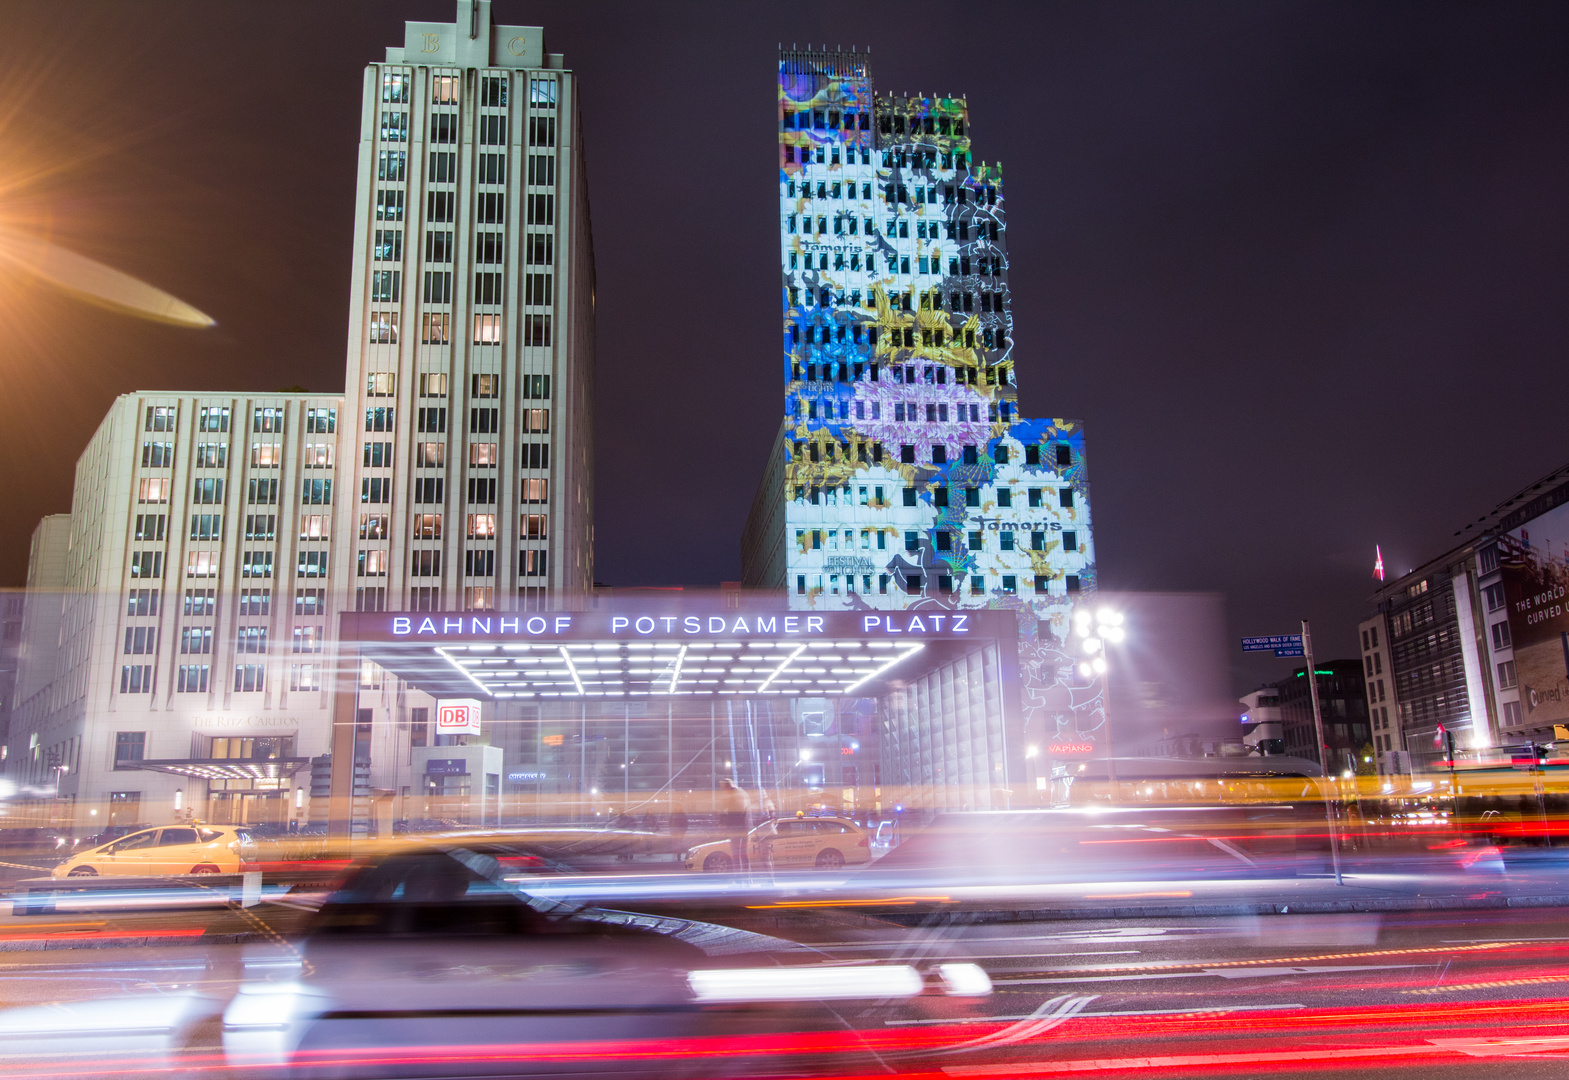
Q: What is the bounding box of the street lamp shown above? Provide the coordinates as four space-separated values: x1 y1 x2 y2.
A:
1074 607 1125 796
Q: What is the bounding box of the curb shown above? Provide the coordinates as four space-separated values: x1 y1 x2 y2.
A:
0 932 262 953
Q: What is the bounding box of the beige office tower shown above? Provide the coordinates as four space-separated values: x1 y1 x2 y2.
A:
342 0 594 615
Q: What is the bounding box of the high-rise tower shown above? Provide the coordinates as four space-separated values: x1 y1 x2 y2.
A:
742 48 1103 751
342 0 594 615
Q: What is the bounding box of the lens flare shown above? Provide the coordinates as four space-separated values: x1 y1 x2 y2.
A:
0 230 214 328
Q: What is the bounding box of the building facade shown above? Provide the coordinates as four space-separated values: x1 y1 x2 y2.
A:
1273 660 1372 772
343 0 594 613
4 2 595 833
741 48 1103 784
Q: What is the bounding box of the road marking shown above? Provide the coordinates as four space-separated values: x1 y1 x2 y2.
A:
1409 974 1569 994
944 1041 1442 1075
889 1003 1306 1025
994 963 1417 986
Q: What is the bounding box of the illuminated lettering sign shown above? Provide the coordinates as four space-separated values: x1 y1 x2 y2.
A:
435 698 482 736
1047 741 1094 756
371 610 985 641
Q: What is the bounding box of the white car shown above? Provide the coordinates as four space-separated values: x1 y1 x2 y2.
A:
221 844 987 1076
683 817 872 872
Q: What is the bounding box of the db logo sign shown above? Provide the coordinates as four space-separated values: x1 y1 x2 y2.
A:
436 698 483 736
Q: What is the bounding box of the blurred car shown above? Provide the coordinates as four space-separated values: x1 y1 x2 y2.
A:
50 824 256 878
222 843 987 1077
683 816 872 872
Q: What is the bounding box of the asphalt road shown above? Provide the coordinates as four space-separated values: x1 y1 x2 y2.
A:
5 906 1569 1077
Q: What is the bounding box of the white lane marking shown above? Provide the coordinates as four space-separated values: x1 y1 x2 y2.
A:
1428 1035 1569 1057
1439 937 1569 943
994 963 1418 986
943 1041 1440 1075
888 1003 1306 1026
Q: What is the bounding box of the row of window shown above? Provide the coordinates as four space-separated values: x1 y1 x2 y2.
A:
126 625 327 656
797 526 1080 553
785 177 995 209
127 587 318 618
791 360 1012 390
137 477 334 505
358 513 548 542
398 477 548 504
119 662 327 695
357 548 549 578
789 440 1069 469
362 439 548 469
794 572 1079 597
798 398 1013 424
365 407 550 433
145 406 334 434
142 442 335 470
795 482 1075 511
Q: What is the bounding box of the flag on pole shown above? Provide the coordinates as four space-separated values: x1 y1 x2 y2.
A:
1373 545 1385 582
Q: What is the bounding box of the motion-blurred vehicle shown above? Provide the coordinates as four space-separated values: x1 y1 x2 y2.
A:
50 824 255 878
222 842 987 1076
683 816 871 872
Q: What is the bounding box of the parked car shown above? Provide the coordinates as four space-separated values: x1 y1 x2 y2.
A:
683 816 872 872
50 825 256 878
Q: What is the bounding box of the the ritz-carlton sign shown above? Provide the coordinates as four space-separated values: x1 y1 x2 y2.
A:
369 609 991 642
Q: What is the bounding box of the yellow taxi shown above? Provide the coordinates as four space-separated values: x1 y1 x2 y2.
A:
51 825 256 878
683 817 871 872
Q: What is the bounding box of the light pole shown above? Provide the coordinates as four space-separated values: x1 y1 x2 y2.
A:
1074 607 1125 798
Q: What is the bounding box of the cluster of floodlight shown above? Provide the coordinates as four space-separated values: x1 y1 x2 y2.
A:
436 640 923 698
1072 607 1125 678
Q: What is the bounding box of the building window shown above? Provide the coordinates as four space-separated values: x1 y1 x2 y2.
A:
234 664 266 693
198 406 230 432
119 665 153 694
1491 621 1512 651
1503 700 1523 726
114 732 146 767
1060 488 1075 509
1497 660 1518 690
290 664 319 692
474 313 502 344
1066 575 1081 593
419 373 448 397
360 549 389 577
238 588 270 615
138 477 171 503
177 665 210 693
1484 583 1506 612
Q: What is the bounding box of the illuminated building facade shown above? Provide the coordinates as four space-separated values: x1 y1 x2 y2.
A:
742 48 1104 765
344 0 594 614
5 2 597 831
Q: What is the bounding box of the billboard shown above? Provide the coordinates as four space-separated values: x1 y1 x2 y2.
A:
435 698 483 736
1500 502 1569 726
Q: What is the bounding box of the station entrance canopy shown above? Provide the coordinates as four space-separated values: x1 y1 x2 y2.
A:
338 608 1020 701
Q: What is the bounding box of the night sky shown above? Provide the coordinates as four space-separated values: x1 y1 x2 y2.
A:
1 1 1566 697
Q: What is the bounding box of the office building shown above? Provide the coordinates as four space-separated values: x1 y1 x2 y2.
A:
1365 460 1569 772
345 0 594 612
1271 660 1372 773
4 1 594 831
741 48 1103 786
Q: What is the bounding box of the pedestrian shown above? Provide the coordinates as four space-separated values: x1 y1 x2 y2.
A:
669 802 688 862
717 778 751 871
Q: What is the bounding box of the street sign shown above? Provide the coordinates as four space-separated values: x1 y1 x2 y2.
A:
1242 635 1304 657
